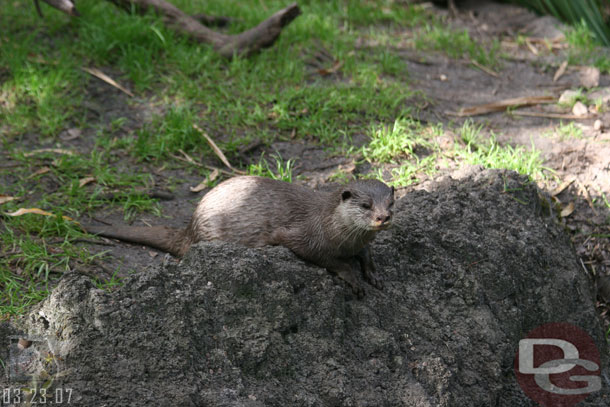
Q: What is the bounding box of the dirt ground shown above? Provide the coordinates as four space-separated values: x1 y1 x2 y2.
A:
8 2 608 323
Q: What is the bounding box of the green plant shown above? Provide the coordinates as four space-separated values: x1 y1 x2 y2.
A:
555 121 584 139
362 118 436 163
508 0 610 46
247 153 295 182
455 121 549 180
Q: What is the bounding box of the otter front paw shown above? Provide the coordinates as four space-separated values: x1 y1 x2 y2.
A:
349 280 365 299
363 268 384 290
331 265 365 298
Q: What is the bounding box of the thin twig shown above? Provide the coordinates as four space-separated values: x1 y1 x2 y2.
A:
192 124 246 174
469 59 499 78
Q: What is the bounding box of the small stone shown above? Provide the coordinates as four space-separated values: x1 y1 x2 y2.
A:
558 90 579 104
594 119 603 131
579 67 600 89
572 101 588 117
588 86 610 103
439 74 448 81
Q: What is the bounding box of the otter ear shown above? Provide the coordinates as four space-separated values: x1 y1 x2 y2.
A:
341 190 352 201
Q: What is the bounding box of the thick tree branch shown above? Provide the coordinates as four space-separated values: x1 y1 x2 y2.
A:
35 0 300 58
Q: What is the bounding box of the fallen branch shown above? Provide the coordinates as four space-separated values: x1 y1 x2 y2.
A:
512 111 594 120
36 0 300 58
446 95 555 117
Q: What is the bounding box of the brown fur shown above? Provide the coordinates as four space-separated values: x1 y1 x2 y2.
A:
85 176 394 295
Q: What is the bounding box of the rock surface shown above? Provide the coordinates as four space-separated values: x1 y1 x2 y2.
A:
2 169 608 406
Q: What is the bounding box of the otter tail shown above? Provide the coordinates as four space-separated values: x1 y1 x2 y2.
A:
83 224 189 257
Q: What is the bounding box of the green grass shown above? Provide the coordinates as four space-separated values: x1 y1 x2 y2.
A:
454 121 549 181
362 118 439 163
554 121 584 140
247 153 295 182
565 21 610 73
361 119 549 187
510 0 610 47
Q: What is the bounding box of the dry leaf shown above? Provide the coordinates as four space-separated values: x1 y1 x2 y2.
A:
551 178 575 197
317 60 343 76
449 95 555 117
524 38 539 55
553 61 568 82
81 67 134 97
79 176 96 187
469 59 498 78
189 168 219 192
24 148 73 157
0 195 16 205
61 128 82 141
5 207 76 222
192 124 246 174
27 166 51 179
173 149 203 167
560 202 575 217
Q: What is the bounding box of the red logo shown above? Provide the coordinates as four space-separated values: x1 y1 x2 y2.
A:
514 322 601 406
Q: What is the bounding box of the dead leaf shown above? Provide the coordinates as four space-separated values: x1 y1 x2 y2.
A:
24 148 73 157
524 38 539 55
173 149 203 167
449 95 555 117
189 168 219 193
578 183 598 216
0 195 16 205
81 67 134 97
27 166 51 179
5 208 77 223
79 176 96 187
579 66 600 89
553 61 568 82
61 128 82 141
317 60 343 76
560 202 575 218
551 178 575 197
148 251 158 258
192 124 246 175
469 59 498 78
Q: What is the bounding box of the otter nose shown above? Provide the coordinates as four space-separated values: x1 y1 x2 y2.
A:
376 214 391 224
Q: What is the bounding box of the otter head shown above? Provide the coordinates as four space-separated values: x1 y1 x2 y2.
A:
339 179 394 232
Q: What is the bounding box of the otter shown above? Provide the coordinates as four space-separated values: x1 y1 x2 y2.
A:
85 176 394 296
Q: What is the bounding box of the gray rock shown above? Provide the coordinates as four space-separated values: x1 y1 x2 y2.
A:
2 169 608 406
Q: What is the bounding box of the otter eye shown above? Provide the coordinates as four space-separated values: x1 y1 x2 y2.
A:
361 203 371 210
